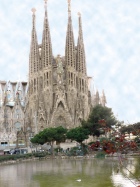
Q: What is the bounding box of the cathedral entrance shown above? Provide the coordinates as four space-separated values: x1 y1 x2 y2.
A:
55 116 66 128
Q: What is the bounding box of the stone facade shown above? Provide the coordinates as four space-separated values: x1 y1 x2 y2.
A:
27 0 106 133
0 81 29 148
0 1 106 148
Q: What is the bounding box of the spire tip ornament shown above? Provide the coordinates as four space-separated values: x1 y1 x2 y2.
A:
44 0 48 16
68 0 71 13
31 8 36 15
78 12 81 17
44 0 48 3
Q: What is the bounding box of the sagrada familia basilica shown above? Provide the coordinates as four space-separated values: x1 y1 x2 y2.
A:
0 0 106 148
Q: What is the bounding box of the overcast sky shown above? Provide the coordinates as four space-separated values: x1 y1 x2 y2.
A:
0 0 140 124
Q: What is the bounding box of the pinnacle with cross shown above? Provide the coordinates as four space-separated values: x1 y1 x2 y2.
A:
68 0 71 12
31 8 36 14
44 0 48 10
78 12 81 17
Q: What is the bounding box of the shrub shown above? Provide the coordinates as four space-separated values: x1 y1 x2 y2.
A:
33 152 47 157
0 154 33 162
95 151 105 158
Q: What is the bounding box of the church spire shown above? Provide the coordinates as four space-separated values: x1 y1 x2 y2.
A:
101 90 107 107
68 0 71 16
95 90 100 105
41 0 53 68
44 0 48 17
65 0 76 69
78 12 83 43
77 12 86 75
29 8 39 75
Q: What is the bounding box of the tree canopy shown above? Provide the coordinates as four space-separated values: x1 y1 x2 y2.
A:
82 105 118 137
31 126 67 156
66 127 89 144
31 126 67 145
120 122 140 135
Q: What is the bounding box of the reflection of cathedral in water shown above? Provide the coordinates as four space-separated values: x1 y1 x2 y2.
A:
0 0 106 148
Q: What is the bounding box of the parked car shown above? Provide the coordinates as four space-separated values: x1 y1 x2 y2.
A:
10 148 28 155
10 149 20 155
4 149 11 155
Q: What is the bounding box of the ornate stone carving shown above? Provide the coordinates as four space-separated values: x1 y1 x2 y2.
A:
56 55 64 85
26 2 106 133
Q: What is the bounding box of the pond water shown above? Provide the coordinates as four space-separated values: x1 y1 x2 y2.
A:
0 157 139 187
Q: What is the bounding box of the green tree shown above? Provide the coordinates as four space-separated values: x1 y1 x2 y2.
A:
66 127 89 145
120 122 140 138
133 122 140 132
30 131 46 145
82 105 118 137
54 126 67 143
120 125 133 135
31 126 67 156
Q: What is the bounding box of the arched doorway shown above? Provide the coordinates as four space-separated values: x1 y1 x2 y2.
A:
55 116 66 128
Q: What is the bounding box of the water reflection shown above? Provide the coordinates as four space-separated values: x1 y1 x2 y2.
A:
0 157 139 187
111 157 140 187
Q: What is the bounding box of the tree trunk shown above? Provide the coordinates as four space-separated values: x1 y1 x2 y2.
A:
51 141 55 157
